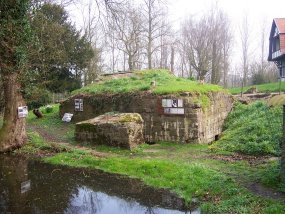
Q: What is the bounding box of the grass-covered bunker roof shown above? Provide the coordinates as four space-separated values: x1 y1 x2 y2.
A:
73 70 225 95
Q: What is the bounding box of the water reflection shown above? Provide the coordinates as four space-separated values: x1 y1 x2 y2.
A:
0 155 200 214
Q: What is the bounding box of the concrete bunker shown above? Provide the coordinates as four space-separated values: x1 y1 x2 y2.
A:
60 91 233 144
75 113 144 150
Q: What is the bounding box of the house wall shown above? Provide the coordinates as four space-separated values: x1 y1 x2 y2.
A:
280 34 285 53
60 92 233 144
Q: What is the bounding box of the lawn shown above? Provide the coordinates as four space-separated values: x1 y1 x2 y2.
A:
14 102 285 213
229 81 285 94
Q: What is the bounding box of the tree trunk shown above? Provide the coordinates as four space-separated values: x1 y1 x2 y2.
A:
148 40 152 70
0 72 27 152
170 46 174 73
147 0 152 70
128 55 133 71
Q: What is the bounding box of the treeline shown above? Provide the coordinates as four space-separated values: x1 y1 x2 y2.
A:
76 0 278 88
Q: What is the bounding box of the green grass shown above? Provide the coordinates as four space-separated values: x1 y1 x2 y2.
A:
73 69 224 95
20 101 285 213
27 104 75 143
43 145 285 213
15 131 70 155
210 101 282 156
229 81 285 94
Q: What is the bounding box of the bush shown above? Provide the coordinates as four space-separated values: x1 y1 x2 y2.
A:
24 86 52 109
45 105 54 113
210 101 282 156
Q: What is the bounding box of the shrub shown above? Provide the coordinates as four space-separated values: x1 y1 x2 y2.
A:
24 86 52 109
45 105 54 113
210 101 282 156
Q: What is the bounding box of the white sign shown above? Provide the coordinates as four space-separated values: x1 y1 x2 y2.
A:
21 180 31 194
162 99 184 115
164 108 185 115
75 99 83 111
62 113 73 122
18 106 28 118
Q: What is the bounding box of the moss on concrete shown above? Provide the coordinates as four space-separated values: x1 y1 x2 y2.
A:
118 113 143 123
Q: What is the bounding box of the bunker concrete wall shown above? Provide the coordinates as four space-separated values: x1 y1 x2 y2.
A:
60 92 233 143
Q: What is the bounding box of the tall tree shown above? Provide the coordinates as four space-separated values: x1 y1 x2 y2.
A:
240 14 250 87
81 0 104 84
209 6 231 85
29 3 94 92
113 3 144 71
0 0 31 152
142 0 169 70
181 16 212 81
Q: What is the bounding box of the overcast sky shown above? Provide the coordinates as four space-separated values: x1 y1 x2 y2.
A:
169 0 284 26
170 0 284 58
67 0 285 70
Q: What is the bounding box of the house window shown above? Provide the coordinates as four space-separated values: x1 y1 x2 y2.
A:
273 36 280 52
274 27 279 37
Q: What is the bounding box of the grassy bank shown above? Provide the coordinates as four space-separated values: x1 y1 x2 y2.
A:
14 103 285 213
229 81 285 94
210 101 282 156
73 70 224 95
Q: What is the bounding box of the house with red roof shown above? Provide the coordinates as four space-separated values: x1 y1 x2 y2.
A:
268 18 285 77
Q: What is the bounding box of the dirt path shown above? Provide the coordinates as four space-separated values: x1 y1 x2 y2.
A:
27 124 108 158
212 153 285 202
246 183 285 202
28 125 67 144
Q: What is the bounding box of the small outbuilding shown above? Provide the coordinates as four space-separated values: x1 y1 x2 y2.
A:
268 18 285 77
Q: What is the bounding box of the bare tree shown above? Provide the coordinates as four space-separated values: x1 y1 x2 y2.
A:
209 6 227 84
142 0 170 70
181 15 212 81
81 0 104 84
214 8 232 87
240 14 250 87
221 20 232 88
112 3 144 71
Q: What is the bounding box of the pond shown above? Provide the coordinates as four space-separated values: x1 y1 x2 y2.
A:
0 155 200 214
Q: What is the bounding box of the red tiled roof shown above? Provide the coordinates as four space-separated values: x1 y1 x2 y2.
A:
268 18 285 61
274 18 285 34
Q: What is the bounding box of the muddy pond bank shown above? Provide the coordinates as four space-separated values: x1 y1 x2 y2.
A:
0 154 200 214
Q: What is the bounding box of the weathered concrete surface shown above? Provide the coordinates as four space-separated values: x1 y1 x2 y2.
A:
61 91 233 144
75 113 144 150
